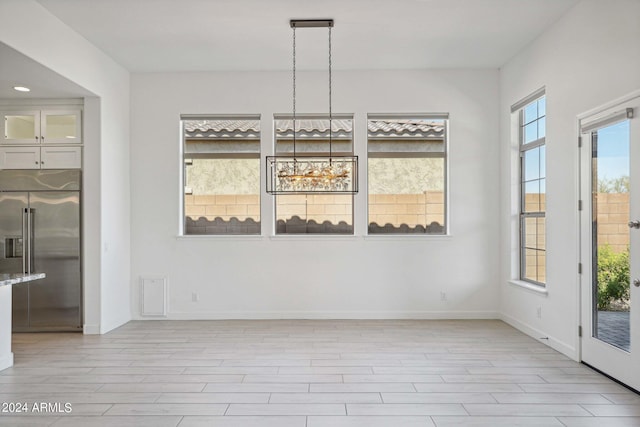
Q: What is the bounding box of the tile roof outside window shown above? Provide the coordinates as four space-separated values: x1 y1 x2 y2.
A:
184 119 445 139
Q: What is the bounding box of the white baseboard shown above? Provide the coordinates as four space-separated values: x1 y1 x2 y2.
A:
500 312 577 360
0 352 14 372
133 310 500 320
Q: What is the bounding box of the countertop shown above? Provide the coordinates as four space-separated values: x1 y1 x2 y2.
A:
0 273 46 287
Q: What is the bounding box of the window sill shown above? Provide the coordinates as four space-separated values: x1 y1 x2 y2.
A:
269 235 359 241
363 234 451 241
176 235 264 241
176 234 453 241
508 280 548 296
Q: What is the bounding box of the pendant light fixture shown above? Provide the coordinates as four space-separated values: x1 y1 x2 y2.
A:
266 19 358 194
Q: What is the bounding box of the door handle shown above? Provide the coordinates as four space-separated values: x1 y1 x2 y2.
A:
22 208 27 274
26 208 33 274
26 208 30 274
635 279 640 288
629 220 640 229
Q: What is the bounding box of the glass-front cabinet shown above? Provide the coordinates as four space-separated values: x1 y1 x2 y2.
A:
1 110 81 145
1 111 40 144
41 111 81 144
0 109 82 169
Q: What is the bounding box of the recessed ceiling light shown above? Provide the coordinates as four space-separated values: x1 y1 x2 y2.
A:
13 86 30 92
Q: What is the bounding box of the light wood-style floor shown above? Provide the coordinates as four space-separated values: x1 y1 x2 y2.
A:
1 320 639 426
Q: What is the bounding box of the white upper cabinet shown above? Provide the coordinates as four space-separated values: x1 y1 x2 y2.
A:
41 146 82 169
0 146 40 169
0 108 82 169
1 111 40 144
0 146 82 170
41 110 82 144
1 110 81 145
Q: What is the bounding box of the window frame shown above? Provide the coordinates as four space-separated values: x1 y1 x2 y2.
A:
180 114 261 236
366 113 449 235
517 96 546 286
272 113 355 235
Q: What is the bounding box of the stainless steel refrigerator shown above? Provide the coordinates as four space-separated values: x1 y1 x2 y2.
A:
0 170 82 332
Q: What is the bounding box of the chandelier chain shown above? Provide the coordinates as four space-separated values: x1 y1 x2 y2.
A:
292 25 297 161
328 26 332 160
266 19 357 195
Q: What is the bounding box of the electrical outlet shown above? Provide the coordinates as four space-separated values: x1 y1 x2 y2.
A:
440 292 447 302
192 292 199 302
536 306 542 319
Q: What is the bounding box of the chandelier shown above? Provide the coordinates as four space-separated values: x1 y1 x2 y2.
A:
266 19 358 194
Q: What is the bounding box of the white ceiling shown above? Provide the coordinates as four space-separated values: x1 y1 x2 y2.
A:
35 0 579 72
0 43 93 99
0 0 579 99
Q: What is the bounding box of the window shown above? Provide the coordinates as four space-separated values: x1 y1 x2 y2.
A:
518 95 546 285
182 116 260 235
274 115 354 234
367 115 447 234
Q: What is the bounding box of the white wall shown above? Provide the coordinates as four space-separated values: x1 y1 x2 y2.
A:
0 0 132 333
131 69 500 319
499 0 640 358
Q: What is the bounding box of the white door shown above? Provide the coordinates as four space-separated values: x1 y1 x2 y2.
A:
580 95 640 390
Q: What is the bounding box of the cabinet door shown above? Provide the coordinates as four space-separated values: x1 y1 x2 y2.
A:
0 146 40 169
41 146 82 169
41 110 81 144
1 111 40 144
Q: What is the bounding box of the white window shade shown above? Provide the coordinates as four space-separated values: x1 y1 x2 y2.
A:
581 108 633 134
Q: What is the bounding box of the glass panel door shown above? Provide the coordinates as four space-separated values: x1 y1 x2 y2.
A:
580 97 640 391
591 121 630 350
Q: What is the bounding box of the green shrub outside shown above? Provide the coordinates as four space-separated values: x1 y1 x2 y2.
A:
597 244 630 310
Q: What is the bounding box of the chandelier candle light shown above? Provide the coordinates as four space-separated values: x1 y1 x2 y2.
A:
266 19 358 194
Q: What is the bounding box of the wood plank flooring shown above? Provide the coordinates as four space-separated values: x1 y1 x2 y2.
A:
0 319 639 426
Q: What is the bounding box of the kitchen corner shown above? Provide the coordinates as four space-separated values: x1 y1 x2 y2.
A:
0 273 45 371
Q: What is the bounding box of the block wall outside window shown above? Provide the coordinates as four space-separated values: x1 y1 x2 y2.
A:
367 115 448 234
182 116 261 235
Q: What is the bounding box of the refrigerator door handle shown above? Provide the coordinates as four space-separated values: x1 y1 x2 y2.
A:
22 208 27 274
26 208 33 274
